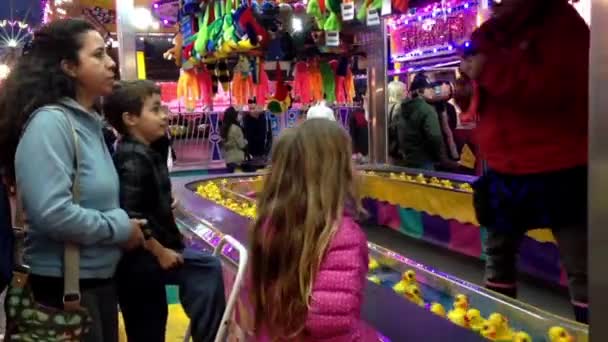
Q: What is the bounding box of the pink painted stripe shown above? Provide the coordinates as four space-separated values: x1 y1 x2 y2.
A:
572 300 589 308
485 281 517 289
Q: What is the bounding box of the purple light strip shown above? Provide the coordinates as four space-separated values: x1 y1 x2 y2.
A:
41 0 51 24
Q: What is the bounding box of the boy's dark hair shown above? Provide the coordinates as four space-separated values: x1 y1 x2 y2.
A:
103 80 161 135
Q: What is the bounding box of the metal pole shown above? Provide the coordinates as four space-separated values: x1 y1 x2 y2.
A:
589 0 608 336
115 0 138 80
367 20 388 164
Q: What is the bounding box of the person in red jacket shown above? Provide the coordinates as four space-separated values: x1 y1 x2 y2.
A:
461 0 589 323
249 119 377 341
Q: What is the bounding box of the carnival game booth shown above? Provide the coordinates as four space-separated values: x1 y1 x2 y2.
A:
125 0 575 292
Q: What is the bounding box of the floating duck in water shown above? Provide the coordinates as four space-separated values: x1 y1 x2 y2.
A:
548 326 575 342
368 258 380 272
453 294 469 311
403 284 424 307
487 313 513 341
429 302 446 317
513 331 532 342
447 294 470 327
480 321 498 340
448 309 468 327
392 270 417 295
465 309 485 332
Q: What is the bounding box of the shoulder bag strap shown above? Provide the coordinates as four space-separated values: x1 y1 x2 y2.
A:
60 109 82 311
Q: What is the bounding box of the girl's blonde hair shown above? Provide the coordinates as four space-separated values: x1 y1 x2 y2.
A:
249 119 361 340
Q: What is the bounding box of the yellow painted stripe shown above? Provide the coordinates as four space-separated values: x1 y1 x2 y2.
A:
136 51 147 80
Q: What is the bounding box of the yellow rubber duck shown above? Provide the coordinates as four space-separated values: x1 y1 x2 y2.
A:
465 308 485 332
480 321 498 341
548 326 574 342
447 309 468 328
447 294 469 328
392 270 417 295
441 179 454 189
453 294 469 311
513 331 532 342
487 313 513 341
368 258 380 272
404 284 424 307
430 177 441 186
429 302 446 317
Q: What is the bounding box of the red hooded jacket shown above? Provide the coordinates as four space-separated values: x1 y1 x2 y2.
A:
472 1 589 174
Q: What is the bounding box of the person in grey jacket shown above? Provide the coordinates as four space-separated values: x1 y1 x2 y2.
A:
221 107 248 172
0 19 145 342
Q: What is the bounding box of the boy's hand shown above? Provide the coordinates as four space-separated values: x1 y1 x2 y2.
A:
171 194 179 209
122 219 146 250
157 247 184 270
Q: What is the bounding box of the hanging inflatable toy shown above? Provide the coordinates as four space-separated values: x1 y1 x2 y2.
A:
208 62 222 94
306 0 326 29
266 61 290 114
357 0 382 22
194 1 212 58
232 56 254 106
234 5 270 47
197 66 214 107
206 1 226 58
217 60 232 92
324 0 342 31
309 59 324 102
255 61 270 106
177 69 201 111
293 61 311 104
320 61 336 103
345 67 355 104
218 0 240 55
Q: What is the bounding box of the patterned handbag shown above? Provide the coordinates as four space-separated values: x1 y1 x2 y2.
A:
3 105 93 342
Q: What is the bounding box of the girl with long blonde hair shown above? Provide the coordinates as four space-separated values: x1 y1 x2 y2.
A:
249 119 376 341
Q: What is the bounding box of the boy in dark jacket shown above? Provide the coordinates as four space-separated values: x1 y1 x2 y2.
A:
104 80 226 341
462 0 588 323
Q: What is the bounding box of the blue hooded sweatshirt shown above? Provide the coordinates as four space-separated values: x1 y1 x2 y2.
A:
15 98 131 279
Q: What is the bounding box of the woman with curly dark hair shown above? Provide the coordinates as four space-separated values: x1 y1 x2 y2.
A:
0 19 145 341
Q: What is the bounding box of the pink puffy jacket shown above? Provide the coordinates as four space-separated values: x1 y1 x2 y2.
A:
256 215 378 341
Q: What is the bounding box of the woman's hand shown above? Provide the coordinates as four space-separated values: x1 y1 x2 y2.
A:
157 247 184 270
122 219 146 250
